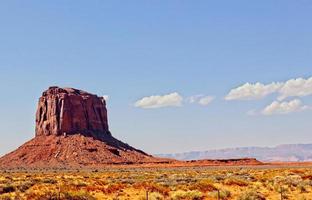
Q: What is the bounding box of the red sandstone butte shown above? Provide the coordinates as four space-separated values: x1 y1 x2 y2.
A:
0 87 167 168
35 87 110 139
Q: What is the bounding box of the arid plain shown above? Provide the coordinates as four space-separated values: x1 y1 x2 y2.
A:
1 165 312 200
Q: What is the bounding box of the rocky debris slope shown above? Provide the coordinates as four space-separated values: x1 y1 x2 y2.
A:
0 135 163 168
0 87 167 168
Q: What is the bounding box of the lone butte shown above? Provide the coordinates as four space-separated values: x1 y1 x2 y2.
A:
0 87 165 168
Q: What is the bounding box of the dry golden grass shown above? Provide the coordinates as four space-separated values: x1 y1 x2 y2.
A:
0 166 311 199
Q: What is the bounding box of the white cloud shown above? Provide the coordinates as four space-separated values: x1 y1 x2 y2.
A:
188 95 203 104
225 82 283 100
134 92 183 109
187 95 215 106
225 76 312 101
278 77 312 100
261 99 308 115
198 96 215 106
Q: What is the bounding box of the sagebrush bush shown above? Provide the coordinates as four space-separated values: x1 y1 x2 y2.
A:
104 183 126 194
17 181 35 192
237 190 265 200
134 182 170 196
209 189 231 200
149 191 164 200
42 178 57 184
63 190 96 200
170 190 203 200
298 183 307 193
27 191 59 200
285 175 302 187
224 178 248 187
72 180 88 187
190 179 216 192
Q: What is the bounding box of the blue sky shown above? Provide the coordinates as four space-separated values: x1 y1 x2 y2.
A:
0 1 311 156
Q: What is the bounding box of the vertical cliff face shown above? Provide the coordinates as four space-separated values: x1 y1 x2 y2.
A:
35 86 110 139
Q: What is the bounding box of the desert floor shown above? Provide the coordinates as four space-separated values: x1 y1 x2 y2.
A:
0 165 312 200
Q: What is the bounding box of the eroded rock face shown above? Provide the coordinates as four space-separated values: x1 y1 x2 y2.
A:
35 86 110 139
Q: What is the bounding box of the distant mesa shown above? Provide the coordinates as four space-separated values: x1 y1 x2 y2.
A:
0 86 165 168
156 144 312 162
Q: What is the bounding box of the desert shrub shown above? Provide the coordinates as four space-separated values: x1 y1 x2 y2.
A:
17 181 35 192
85 185 100 193
85 182 124 194
26 190 94 200
212 175 225 182
27 191 59 200
42 178 57 184
134 182 170 196
224 178 248 187
305 180 312 187
190 179 216 192
298 183 307 193
0 194 12 200
170 190 203 200
104 183 125 194
285 175 302 187
273 175 302 189
209 189 231 200
237 190 266 200
119 178 135 184
0 185 15 194
63 191 96 200
72 180 88 187
274 185 289 195
149 191 164 200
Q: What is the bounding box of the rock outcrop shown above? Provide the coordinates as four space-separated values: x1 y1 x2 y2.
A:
35 87 110 140
0 86 169 168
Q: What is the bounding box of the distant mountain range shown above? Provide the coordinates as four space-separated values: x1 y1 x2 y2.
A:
156 144 312 162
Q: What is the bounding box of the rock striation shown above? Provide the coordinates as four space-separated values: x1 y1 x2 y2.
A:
35 87 110 140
